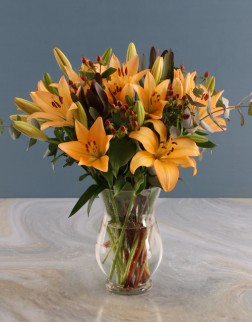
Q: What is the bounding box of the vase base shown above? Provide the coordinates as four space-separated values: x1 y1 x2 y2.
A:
105 279 152 295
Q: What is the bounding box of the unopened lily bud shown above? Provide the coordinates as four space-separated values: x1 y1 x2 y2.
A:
53 48 72 75
10 114 29 122
126 42 137 62
101 47 112 65
13 121 48 141
75 102 88 128
133 100 145 127
14 97 41 114
43 72 53 87
205 76 215 94
151 56 163 84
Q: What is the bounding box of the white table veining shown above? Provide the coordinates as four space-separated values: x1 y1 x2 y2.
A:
1 198 252 322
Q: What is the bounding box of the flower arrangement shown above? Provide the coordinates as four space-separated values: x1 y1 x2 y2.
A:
10 42 250 215
6 42 252 293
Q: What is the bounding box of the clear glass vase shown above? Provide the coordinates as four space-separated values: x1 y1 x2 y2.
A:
95 188 163 295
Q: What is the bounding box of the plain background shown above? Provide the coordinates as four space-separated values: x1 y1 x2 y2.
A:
1 0 252 198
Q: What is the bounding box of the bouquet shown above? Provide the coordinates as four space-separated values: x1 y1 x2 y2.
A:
7 43 252 292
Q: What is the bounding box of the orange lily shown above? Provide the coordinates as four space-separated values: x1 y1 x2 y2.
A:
58 117 113 172
104 54 148 104
192 86 227 132
28 76 78 130
172 69 196 98
173 69 227 132
129 120 200 192
134 72 170 119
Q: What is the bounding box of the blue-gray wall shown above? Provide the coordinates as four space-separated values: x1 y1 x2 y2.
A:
1 0 252 198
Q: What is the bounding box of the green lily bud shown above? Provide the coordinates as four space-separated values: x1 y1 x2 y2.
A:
151 56 163 84
10 114 28 122
14 98 41 114
43 72 58 95
133 100 145 127
101 48 112 66
53 48 72 74
205 76 215 94
13 121 48 141
126 42 137 62
75 102 88 128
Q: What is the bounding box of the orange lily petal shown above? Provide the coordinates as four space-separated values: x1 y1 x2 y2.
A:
144 72 156 97
75 120 89 144
79 155 109 172
125 55 139 75
130 151 155 174
156 79 170 99
167 156 197 175
145 119 167 142
58 76 73 113
171 138 200 157
58 141 84 161
110 54 121 69
173 78 183 98
89 117 113 155
154 159 179 192
133 85 149 108
129 127 159 154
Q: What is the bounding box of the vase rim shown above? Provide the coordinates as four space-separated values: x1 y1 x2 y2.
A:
101 187 161 193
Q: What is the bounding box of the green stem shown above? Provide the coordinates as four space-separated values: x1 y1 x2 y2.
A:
109 191 120 223
108 191 135 281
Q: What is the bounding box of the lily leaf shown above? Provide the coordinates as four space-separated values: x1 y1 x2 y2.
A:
196 140 217 148
0 119 3 136
9 125 21 140
101 67 117 79
108 138 137 176
79 173 90 182
26 138 37 150
69 184 105 217
248 100 252 116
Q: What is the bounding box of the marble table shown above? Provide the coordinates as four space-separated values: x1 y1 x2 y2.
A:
1 198 252 322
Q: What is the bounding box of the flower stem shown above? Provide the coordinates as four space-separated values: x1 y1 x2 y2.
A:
108 191 135 281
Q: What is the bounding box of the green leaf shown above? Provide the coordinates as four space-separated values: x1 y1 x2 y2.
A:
248 100 252 116
79 71 95 80
108 138 137 176
101 163 113 188
51 153 65 171
114 176 126 196
29 118 40 129
69 184 105 217
193 101 207 108
193 87 204 97
87 193 97 216
101 67 117 79
79 173 90 182
196 140 217 148
125 95 134 106
187 133 209 143
135 173 146 195
27 138 37 150
0 119 3 136
9 125 21 140
195 131 209 136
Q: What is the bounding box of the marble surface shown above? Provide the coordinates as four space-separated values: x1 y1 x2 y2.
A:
1 198 252 322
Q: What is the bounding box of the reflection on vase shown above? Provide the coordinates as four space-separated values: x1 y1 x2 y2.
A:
96 188 163 295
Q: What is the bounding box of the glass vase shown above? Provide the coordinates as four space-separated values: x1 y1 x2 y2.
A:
95 188 163 295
